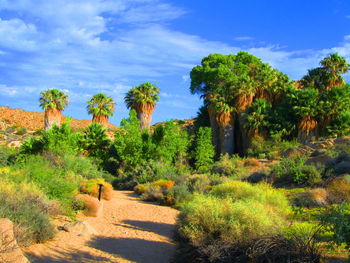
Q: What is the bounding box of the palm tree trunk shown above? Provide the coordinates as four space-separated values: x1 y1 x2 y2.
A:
138 110 153 130
44 108 62 130
217 112 234 155
208 106 220 157
92 115 109 127
237 113 249 155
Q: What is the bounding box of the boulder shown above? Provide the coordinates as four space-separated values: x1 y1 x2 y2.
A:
306 154 332 166
0 218 29 263
61 221 97 237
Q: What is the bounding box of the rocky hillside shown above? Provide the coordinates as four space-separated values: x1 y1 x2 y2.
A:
0 106 118 131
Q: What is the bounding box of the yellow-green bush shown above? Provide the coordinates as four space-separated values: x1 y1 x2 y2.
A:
0 179 55 245
79 178 113 200
210 181 291 215
177 181 291 261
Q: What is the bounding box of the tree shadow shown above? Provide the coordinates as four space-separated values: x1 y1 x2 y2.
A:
114 220 176 239
25 247 113 263
88 236 175 263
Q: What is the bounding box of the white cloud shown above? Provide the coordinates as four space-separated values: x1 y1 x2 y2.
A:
0 85 19 96
0 0 350 122
234 36 253 41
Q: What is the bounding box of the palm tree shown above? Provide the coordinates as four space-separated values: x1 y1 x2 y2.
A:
243 99 271 140
209 95 235 155
291 88 319 143
87 93 116 126
39 89 68 130
125 82 160 130
320 53 349 90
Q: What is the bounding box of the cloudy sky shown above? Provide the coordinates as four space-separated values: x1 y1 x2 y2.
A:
0 0 349 125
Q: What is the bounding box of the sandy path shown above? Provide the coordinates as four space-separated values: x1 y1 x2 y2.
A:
24 191 179 263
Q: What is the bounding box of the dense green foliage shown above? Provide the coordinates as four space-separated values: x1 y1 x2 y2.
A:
194 127 215 171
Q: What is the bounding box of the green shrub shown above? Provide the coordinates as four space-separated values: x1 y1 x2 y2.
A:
177 181 291 261
11 155 82 203
0 179 55 245
21 120 82 155
320 203 350 248
210 154 247 179
271 156 322 185
193 127 215 172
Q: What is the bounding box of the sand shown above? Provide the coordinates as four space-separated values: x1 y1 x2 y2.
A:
24 191 179 263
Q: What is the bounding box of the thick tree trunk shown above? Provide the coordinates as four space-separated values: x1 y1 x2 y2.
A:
237 113 249 155
208 106 220 157
138 110 153 130
92 115 109 127
217 112 234 155
298 129 317 144
298 116 318 144
44 108 63 130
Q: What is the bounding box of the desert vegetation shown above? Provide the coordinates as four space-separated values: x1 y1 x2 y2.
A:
1 52 350 262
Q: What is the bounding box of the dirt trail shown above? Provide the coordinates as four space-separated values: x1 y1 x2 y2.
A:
24 191 179 263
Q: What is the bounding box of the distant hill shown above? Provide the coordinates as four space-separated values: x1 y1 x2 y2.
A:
0 106 118 131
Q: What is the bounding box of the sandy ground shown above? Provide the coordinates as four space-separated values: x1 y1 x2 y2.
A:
24 191 179 263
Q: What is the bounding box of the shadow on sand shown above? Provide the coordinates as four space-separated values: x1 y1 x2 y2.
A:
88 236 175 263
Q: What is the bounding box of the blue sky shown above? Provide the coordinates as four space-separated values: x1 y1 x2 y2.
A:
0 0 349 125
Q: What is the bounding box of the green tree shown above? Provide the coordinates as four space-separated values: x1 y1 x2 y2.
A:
113 110 147 167
288 88 319 143
39 89 68 130
152 121 189 165
80 123 111 158
243 99 272 139
87 93 116 126
194 127 215 171
125 82 160 130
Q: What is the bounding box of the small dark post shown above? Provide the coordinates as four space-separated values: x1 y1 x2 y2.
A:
98 184 103 201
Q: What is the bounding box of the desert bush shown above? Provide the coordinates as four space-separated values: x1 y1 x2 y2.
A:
177 181 291 261
61 155 114 182
76 194 102 217
326 175 350 204
21 120 82 155
210 181 290 214
320 203 350 248
0 179 55 245
178 195 289 261
271 156 322 185
210 154 247 179
293 188 329 207
193 127 215 172
139 179 175 203
79 178 113 200
10 155 82 203
0 147 15 167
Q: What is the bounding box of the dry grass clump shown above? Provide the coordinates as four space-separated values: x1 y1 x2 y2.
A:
76 194 102 217
293 188 328 207
79 178 113 201
243 158 261 167
326 175 350 204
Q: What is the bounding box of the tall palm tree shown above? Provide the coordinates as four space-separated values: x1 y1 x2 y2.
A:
320 53 349 90
209 95 235 155
87 93 116 126
39 89 68 130
291 88 319 143
125 82 160 130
